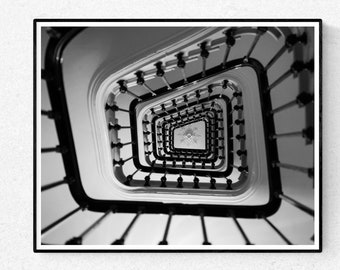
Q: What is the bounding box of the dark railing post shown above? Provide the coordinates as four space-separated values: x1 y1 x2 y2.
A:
155 61 172 89
264 33 307 71
231 213 253 245
112 210 142 245
65 208 113 245
135 71 157 96
244 27 268 61
270 127 314 142
269 92 313 115
117 80 142 101
200 210 211 245
275 193 314 216
111 141 133 149
105 103 130 113
41 176 75 192
41 110 61 120
41 206 84 235
176 52 188 83
273 162 313 178
200 42 209 77
159 210 174 245
267 60 314 92
124 169 140 186
41 145 68 154
263 217 292 245
222 28 236 68
113 156 134 166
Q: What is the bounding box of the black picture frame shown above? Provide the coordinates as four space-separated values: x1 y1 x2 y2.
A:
34 19 322 253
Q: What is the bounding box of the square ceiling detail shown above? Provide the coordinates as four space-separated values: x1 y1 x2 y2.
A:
173 120 207 150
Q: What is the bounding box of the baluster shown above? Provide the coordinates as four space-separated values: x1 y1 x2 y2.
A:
210 177 216 189
142 119 150 126
196 90 201 104
111 141 133 149
177 173 183 188
210 100 216 111
230 119 245 127
159 210 174 245
230 105 244 114
192 159 197 169
135 71 157 96
112 210 142 245
200 42 210 77
41 176 75 192
145 150 152 156
269 92 313 115
172 99 179 112
155 61 172 89
232 91 242 99
65 208 113 245
176 52 188 83
236 150 247 157
41 110 61 120
144 164 155 187
160 104 170 115
264 32 307 71
270 126 314 141
263 216 292 245
172 159 177 167
207 85 213 101
219 79 229 97
117 80 142 101
160 171 168 188
105 103 130 113
235 119 245 126
144 174 151 186
228 95 236 105
231 213 253 245
244 27 268 61
150 108 156 115
144 141 152 148
275 193 314 216
200 210 211 245
41 145 68 154
231 164 248 173
183 95 189 107
222 28 236 68
113 156 134 166
143 130 151 136
108 122 131 131
193 175 200 189
226 178 233 190
219 155 226 160
235 134 246 141
267 60 314 92
273 161 313 178
41 206 84 235
124 169 140 186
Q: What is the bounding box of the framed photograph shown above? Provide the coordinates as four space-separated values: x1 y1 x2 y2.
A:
34 19 321 252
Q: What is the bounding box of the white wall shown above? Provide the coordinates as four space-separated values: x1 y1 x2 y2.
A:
0 0 338 269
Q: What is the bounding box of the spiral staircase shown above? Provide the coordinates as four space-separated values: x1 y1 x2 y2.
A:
36 22 320 250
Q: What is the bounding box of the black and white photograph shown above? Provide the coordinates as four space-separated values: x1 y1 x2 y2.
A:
34 20 321 251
